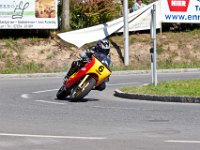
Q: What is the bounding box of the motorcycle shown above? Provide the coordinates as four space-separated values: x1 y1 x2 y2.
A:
56 54 112 101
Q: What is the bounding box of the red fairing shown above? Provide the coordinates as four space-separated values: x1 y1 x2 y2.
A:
65 57 96 88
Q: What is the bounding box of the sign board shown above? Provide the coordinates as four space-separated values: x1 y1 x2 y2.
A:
161 0 200 23
0 0 58 29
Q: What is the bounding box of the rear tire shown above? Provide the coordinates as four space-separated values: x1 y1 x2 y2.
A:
70 77 96 101
56 85 68 100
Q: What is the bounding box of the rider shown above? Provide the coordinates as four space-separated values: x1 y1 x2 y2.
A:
65 39 112 91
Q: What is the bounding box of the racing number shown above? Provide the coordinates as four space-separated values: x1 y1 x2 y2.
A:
98 66 104 72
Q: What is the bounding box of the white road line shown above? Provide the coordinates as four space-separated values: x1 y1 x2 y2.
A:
165 140 200 144
21 94 30 99
36 100 66 105
32 81 138 94
0 133 106 140
32 89 58 94
92 106 137 110
32 82 136 94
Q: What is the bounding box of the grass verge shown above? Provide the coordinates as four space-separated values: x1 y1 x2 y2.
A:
120 79 200 97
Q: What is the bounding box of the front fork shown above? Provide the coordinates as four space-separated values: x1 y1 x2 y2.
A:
70 75 90 98
64 75 92 94
78 75 90 89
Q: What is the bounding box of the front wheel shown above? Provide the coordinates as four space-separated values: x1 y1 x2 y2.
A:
70 77 96 101
56 85 68 100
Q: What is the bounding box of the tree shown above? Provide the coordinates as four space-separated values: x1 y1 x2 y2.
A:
70 0 120 29
61 0 70 30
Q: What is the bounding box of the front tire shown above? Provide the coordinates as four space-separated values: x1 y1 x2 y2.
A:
70 77 96 101
56 85 68 100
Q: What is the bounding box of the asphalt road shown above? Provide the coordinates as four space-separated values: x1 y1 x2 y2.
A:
0 71 200 150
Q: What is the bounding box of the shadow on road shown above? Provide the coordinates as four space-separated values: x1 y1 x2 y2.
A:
55 98 99 103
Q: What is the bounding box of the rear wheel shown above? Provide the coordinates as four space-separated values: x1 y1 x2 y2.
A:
56 85 68 100
70 77 96 101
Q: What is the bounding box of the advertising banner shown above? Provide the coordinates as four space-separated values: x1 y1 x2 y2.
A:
161 0 200 23
0 0 58 29
58 1 161 48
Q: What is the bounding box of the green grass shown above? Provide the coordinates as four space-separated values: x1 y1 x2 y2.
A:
158 62 200 69
0 60 44 74
121 79 200 97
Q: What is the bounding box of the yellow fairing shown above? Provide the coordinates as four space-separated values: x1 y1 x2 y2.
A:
88 57 111 85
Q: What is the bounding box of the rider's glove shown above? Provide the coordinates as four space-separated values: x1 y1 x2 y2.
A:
79 51 90 62
85 46 96 57
85 49 93 58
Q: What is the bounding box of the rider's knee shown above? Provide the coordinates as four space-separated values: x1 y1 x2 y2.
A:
95 82 106 91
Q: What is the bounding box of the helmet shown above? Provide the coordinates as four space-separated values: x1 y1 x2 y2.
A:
96 39 110 55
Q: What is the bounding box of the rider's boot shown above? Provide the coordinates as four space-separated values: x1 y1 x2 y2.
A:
64 60 85 82
64 63 79 82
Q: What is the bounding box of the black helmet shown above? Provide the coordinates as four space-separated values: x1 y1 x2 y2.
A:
96 39 110 55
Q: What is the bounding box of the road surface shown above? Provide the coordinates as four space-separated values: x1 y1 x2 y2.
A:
0 71 200 150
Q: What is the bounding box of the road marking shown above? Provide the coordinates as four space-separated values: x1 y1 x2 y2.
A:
92 106 137 110
36 100 66 105
0 133 106 140
32 89 58 94
165 140 200 144
21 94 30 99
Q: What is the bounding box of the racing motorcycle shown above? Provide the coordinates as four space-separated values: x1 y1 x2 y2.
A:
56 54 112 101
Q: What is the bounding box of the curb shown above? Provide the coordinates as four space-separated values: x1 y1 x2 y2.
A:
0 68 200 78
0 72 66 78
112 68 200 75
114 89 200 103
